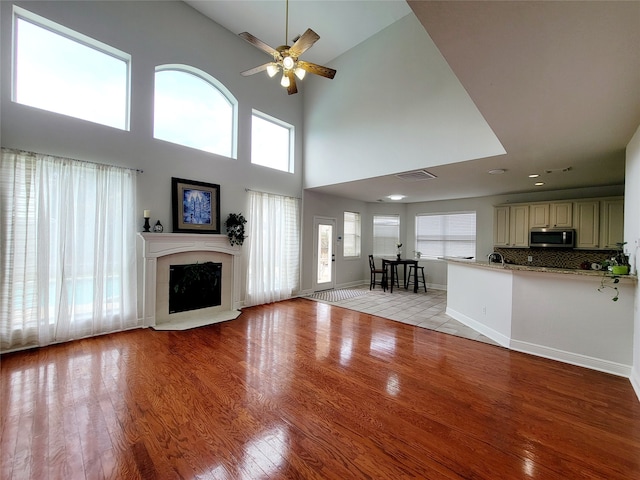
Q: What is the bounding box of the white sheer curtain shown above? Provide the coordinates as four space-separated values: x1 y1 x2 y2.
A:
0 149 139 352
245 190 300 306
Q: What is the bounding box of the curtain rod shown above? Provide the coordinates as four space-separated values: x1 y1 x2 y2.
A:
245 187 301 199
1 147 143 173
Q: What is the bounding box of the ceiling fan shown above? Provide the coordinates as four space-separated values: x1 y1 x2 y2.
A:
238 0 336 95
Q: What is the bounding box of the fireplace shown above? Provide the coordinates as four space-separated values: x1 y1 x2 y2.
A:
169 262 222 314
137 233 242 330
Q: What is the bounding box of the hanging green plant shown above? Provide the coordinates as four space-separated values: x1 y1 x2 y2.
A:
225 213 247 246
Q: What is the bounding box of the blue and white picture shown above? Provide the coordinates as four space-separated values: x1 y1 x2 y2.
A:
172 177 220 233
182 189 211 225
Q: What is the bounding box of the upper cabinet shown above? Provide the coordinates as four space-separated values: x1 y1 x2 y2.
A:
529 202 573 228
529 204 550 228
573 200 600 249
599 198 624 249
509 205 530 247
551 202 573 228
495 196 623 250
493 205 529 247
494 206 510 247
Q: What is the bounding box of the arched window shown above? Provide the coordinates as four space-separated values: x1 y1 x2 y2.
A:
154 65 237 158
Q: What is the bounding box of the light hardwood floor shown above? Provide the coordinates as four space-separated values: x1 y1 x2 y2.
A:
2 298 639 479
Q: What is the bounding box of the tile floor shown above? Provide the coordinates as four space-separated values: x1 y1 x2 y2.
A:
307 284 500 347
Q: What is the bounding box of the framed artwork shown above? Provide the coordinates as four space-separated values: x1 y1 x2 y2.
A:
171 177 220 234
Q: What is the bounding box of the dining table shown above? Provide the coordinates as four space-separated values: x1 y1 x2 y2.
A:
382 258 419 293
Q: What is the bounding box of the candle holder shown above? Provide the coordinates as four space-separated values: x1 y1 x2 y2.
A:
143 216 151 232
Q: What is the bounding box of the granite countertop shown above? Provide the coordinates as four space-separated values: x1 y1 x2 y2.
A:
442 257 638 281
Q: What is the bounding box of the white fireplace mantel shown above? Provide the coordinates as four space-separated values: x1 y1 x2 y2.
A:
138 233 242 328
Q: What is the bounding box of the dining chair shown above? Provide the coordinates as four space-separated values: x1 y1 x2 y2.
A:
368 255 387 291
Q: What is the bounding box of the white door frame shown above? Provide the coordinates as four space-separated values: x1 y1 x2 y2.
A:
313 216 336 292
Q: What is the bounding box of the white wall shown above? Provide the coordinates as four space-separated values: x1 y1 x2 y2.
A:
1 0 305 305
301 190 370 292
446 263 513 346
626 125 640 397
302 13 505 190
510 270 635 374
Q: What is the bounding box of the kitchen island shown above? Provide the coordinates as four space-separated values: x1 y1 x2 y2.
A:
444 258 637 376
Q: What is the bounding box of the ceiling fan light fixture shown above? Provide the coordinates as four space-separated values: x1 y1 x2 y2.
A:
294 67 306 80
266 63 279 77
280 74 290 87
282 56 295 70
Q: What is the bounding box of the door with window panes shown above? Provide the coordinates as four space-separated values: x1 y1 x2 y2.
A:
313 217 336 291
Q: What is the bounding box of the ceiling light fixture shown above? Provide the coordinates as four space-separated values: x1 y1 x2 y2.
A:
488 169 506 175
534 182 545 186
528 174 540 178
388 195 406 201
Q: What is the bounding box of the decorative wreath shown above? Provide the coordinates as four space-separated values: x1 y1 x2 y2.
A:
225 213 247 246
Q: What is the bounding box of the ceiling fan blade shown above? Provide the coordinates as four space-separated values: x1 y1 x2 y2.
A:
240 63 272 77
238 32 278 56
289 28 320 58
297 60 336 79
286 71 298 95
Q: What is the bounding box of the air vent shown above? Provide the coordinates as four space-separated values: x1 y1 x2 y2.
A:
395 170 437 181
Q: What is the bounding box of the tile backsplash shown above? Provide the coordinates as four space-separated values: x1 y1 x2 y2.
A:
494 247 618 270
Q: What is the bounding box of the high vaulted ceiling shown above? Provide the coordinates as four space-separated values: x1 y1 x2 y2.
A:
185 0 640 203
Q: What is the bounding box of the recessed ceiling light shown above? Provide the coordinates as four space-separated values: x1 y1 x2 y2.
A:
534 182 545 186
387 194 405 201
528 174 540 178
488 169 506 175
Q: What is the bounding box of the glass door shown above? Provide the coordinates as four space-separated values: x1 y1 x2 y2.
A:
313 216 336 291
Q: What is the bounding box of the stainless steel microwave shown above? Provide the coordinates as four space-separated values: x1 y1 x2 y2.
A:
529 228 575 248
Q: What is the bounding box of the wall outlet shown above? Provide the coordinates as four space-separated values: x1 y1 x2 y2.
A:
482 306 486 315
527 256 533 262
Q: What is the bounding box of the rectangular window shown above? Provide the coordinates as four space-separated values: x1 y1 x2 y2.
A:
343 211 361 258
415 212 476 259
12 6 130 130
251 110 294 173
373 214 400 256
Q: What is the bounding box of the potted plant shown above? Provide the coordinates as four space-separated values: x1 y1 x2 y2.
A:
225 213 247 246
611 242 629 275
598 243 628 301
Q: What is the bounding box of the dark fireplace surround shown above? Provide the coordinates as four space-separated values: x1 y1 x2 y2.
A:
169 262 222 314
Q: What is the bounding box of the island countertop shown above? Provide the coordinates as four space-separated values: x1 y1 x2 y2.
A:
441 257 638 282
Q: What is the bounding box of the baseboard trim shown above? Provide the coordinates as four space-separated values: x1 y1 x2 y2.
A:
446 307 510 348
510 339 631 378
630 367 640 401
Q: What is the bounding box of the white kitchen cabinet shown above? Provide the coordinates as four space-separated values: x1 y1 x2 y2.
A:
550 202 573 228
600 199 624 249
509 205 529 247
573 201 600 249
493 205 528 247
529 202 572 228
493 206 510 246
529 204 550 228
